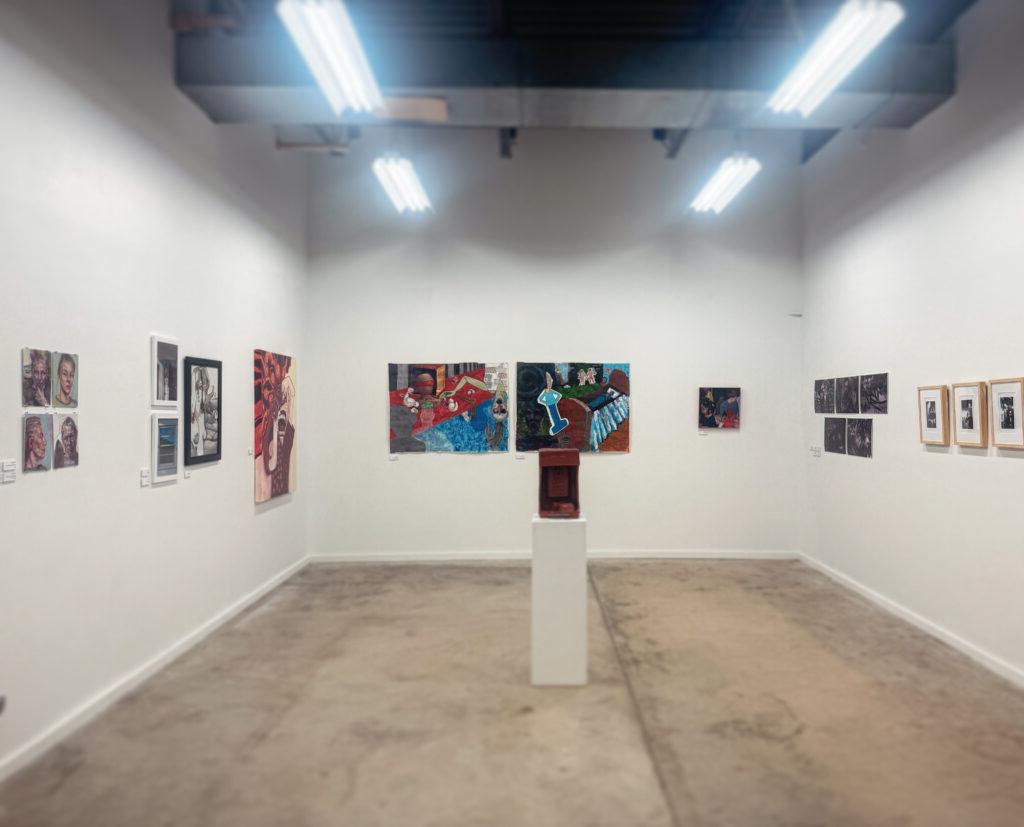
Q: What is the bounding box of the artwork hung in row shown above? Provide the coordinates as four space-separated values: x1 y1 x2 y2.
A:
23 413 53 472
388 363 510 453
814 379 835 414
254 350 296 502
917 385 950 446
22 348 51 407
151 335 179 407
515 362 630 453
952 382 988 448
990 377 1024 450
151 413 180 484
847 418 873 458
824 417 846 454
699 387 741 429
859 373 888 414
184 357 222 465
836 376 860 414
538 449 580 519
54 413 79 469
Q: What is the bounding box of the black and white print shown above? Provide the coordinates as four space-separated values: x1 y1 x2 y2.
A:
814 379 835 414
847 418 873 458
824 417 846 454
836 376 859 414
860 373 888 414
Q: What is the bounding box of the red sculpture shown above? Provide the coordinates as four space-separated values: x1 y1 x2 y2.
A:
538 448 580 519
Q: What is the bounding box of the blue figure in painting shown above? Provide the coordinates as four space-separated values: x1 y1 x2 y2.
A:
537 372 569 436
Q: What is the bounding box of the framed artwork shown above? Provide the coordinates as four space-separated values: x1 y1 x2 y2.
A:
698 387 741 429
388 363 509 453
860 373 888 414
824 417 846 454
814 379 835 414
515 362 630 452
254 350 296 503
22 348 51 407
184 357 222 465
952 382 988 448
836 376 859 414
847 418 873 458
23 413 53 472
917 385 950 446
989 378 1024 450
53 413 79 469
151 413 180 484
51 351 79 408
151 335 179 407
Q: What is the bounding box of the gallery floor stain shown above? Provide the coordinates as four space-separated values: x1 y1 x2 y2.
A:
1 561 1023 827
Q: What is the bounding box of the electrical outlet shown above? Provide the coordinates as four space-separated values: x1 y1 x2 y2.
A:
515 453 525 460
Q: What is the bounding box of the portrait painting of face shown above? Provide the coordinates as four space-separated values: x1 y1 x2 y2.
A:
388 363 510 453
698 387 741 430
22 348 51 407
54 414 79 469
52 352 79 408
184 357 222 465
515 362 630 452
254 350 296 502
23 413 53 472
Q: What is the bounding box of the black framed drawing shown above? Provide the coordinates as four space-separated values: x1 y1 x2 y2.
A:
183 356 222 465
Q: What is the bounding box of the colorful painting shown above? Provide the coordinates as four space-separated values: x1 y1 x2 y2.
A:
699 387 741 429
389 363 509 453
22 348 51 407
54 413 79 469
23 413 53 472
52 352 79 408
515 363 630 452
254 350 296 503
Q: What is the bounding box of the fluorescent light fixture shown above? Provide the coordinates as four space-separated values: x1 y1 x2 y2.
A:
372 157 432 213
768 0 905 117
690 154 762 215
276 0 384 116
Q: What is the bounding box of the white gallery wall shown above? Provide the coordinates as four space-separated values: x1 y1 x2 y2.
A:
305 128 805 558
800 0 1024 681
0 0 308 774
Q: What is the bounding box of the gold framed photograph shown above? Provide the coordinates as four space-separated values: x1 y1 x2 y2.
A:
951 382 988 448
917 385 949 446
989 378 1024 450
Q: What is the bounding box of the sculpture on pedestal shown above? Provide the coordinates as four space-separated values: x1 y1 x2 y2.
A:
538 448 580 519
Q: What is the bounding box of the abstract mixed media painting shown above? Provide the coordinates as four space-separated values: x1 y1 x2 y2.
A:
698 387 741 429
52 352 78 408
23 413 53 472
836 376 859 414
814 379 835 414
22 348 51 407
53 413 79 469
254 350 297 502
824 417 846 454
860 373 888 414
515 362 630 452
847 418 873 458
184 357 222 465
389 363 509 453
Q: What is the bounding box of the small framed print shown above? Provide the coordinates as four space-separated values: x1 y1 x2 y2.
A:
952 382 988 448
918 385 949 446
151 413 181 484
151 335 179 408
989 378 1024 450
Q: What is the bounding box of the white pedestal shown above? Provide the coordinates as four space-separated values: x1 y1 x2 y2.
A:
531 514 588 686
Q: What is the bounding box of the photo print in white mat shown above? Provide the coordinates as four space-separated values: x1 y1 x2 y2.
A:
917 385 949 447
989 378 1024 449
952 382 988 448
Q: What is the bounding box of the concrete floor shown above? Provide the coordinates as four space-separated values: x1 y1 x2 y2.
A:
2 561 1024 827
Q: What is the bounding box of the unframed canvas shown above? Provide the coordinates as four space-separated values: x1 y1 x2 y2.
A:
515 362 631 452
859 373 888 414
184 357 222 465
21 348 51 407
388 363 510 453
698 387 741 429
51 351 79 408
846 418 873 458
254 349 297 502
824 417 846 455
53 413 79 469
836 376 859 414
814 379 835 414
23 413 53 472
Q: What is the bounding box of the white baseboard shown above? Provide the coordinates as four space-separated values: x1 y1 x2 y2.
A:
308 548 799 563
0 555 310 784
799 553 1024 689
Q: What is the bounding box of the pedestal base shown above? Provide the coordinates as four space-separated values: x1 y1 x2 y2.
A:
531 514 588 686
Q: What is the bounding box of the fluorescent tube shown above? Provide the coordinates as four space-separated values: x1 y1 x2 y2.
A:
372 157 432 213
768 1 905 117
690 155 762 214
276 0 384 116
